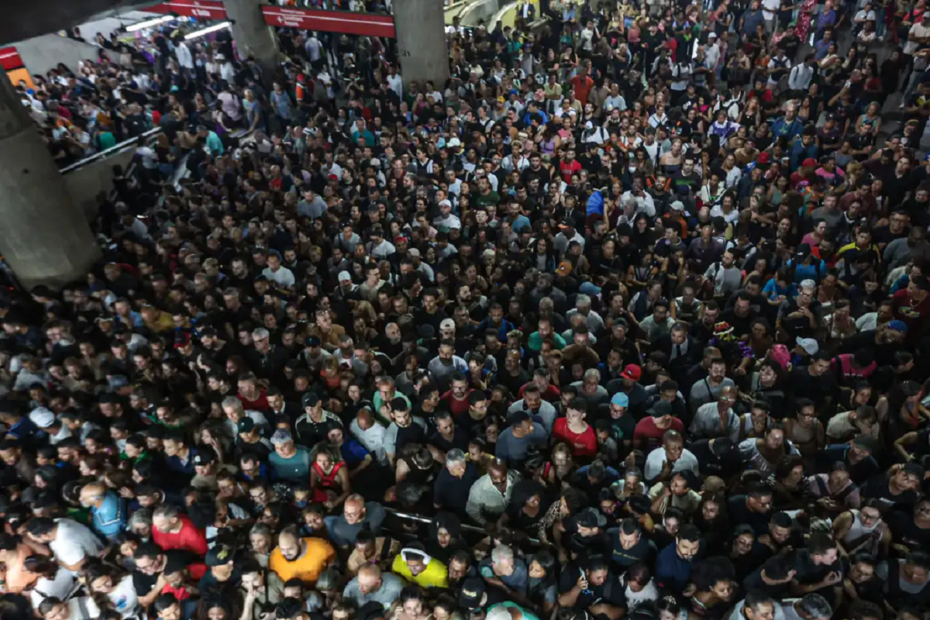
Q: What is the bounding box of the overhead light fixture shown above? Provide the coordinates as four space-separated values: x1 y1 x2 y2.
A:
126 15 174 32
185 21 231 40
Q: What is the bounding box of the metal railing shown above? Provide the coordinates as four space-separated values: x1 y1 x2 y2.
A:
60 126 162 174
384 507 541 544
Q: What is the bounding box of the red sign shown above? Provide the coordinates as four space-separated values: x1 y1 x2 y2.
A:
147 1 228 20
0 47 24 71
261 6 396 38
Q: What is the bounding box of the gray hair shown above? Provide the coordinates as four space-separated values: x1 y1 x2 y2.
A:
798 594 833 620
128 507 152 530
250 523 272 538
575 294 591 308
491 544 514 565
583 368 600 382
252 327 270 341
799 279 817 293
446 449 466 466
221 396 244 411
153 504 179 521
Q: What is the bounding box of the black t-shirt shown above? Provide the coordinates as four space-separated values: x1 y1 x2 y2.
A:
558 563 625 610
727 495 772 535
608 529 655 569
687 439 743 478
862 474 920 511
888 510 930 553
791 548 844 587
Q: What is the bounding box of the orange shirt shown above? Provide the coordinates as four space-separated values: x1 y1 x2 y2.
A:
269 538 336 585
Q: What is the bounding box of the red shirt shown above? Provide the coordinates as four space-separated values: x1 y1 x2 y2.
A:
441 390 472 418
559 158 582 183
893 289 930 335
518 383 561 402
152 516 208 556
633 417 684 451
552 418 597 458
239 389 270 412
570 75 595 106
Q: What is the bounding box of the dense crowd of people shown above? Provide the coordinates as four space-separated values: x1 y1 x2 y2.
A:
5 2 930 620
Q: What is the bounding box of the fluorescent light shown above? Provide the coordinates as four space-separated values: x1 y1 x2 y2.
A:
126 15 174 32
184 21 230 40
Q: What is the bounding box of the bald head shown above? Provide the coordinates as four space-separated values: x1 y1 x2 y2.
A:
358 565 383 594
80 482 106 507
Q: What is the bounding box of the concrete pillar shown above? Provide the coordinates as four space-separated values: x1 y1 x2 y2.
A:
394 0 450 88
0 77 100 290
224 0 279 87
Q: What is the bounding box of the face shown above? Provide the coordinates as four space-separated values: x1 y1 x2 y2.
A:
279 536 302 561
676 537 700 560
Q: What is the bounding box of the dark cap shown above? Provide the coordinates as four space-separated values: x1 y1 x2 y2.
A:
199 327 217 338
903 461 926 479
193 450 216 466
205 544 233 567
650 401 673 418
237 418 255 434
302 391 320 408
459 577 486 611
305 336 322 347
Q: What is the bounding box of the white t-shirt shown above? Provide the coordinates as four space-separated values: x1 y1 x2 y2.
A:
906 22 930 54
762 0 781 19
50 518 104 568
106 576 140 619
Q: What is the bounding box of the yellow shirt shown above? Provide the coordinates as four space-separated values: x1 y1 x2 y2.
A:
391 553 449 589
269 538 336 585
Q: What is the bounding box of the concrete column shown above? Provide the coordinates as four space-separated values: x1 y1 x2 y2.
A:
224 0 279 87
0 77 99 290
394 0 450 88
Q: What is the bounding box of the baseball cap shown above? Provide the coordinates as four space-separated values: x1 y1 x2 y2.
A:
611 393 629 407
887 320 908 333
756 152 771 165
237 418 255 434
440 318 455 331
205 544 233 567
459 577 486 611
904 461 926 479
29 407 56 429
305 336 322 347
556 261 573 277
408 248 421 258
338 271 352 282
174 332 192 349
199 327 217 338
802 157 818 168
447 137 462 148
193 450 216 466
796 337 819 356
796 243 812 258
650 401 673 418
670 200 686 212
621 364 642 381
302 392 320 408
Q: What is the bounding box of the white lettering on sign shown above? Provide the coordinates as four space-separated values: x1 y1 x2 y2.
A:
276 15 305 27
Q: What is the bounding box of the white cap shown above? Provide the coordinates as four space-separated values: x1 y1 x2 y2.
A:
440 319 456 331
670 201 686 212
439 199 452 209
408 248 421 258
29 407 56 429
369 158 381 169
338 271 352 282
796 337 819 356
447 137 462 148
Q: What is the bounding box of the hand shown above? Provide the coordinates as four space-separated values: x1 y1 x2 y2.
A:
323 500 335 510
577 574 589 591
822 571 842 587
119 487 135 499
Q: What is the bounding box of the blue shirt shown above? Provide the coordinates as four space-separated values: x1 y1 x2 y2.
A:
655 543 696 591
268 446 311 481
205 131 224 156
92 492 127 540
786 259 827 283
